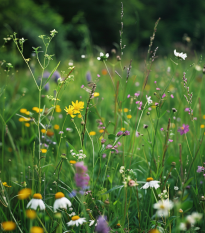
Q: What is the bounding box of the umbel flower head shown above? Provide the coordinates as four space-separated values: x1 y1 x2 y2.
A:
26 193 45 210
153 199 174 217
67 215 86 227
141 177 160 190
174 49 187 60
53 192 72 212
177 124 189 135
97 52 109 61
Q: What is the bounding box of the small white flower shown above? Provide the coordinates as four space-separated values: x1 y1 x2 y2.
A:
89 220 95 226
179 222 187 231
174 186 179 190
119 166 125 173
141 178 160 190
97 57 101 60
195 65 202 71
105 53 109 58
146 95 152 105
69 212 76 217
67 216 86 227
153 199 174 217
100 52 104 57
163 190 167 193
27 193 45 210
167 67 171 73
81 55 85 58
174 49 187 60
79 149 83 153
53 192 72 212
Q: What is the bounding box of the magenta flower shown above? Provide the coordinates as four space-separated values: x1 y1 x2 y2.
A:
168 139 173 142
185 108 190 112
162 93 166 98
97 74 100 77
171 94 174 98
154 81 157 83
197 166 205 173
127 94 130 98
160 128 163 131
116 131 123 136
135 93 140 97
81 85 84 88
156 88 161 90
177 124 189 135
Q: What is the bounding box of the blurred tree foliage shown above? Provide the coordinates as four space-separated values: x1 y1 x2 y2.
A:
1 0 205 63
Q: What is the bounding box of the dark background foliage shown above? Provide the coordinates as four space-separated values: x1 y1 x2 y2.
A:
1 0 205 62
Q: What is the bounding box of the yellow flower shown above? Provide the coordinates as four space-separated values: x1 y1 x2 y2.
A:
149 229 160 233
26 209 36 219
146 177 154 182
30 226 44 233
3 182 12 188
36 108 43 113
19 117 30 122
19 117 25 122
127 115 132 119
2 221 16 231
54 124 59 130
32 107 39 111
55 105 62 113
121 128 125 131
78 114 82 118
201 124 205 129
203 115 205 119
70 160 77 164
102 69 108 75
25 123 30 127
25 111 30 115
99 129 104 133
64 106 75 118
20 108 27 113
118 109 122 112
94 92 100 97
41 129 46 134
89 131 96 136
18 188 32 200
170 123 175 128
41 149 47 153
71 100 84 114
124 108 129 112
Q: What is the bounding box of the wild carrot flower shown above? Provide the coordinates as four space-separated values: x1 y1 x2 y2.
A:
27 193 45 210
153 199 173 217
75 162 90 192
53 192 72 212
67 216 86 227
95 216 109 233
141 177 160 190
2 221 16 231
177 124 189 135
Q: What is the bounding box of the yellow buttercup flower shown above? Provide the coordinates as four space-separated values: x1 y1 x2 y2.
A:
3 182 12 188
64 106 75 118
41 129 46 134
30 226 44 233
70 160 76 164
18 188 32 200
26 209 36 219
127 115 132 119
55 105 62 113
99 129 104 133
89 131 96 136
25 123 30 127
124 108 129 112
41 149 47 153
94 92 100 97
71 100 84 114
121 128 125 131
203 115 205 119
20 108 27 113
25 111 30 115
200 124 204 129
54 124 60 130
78 114 82 118
2 221 16 231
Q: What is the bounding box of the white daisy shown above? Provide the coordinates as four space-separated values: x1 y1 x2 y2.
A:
26 193 45 210
53 192 72 212
174 50 187 60
67 216 86 227
153 199 174 217
141 177 160 190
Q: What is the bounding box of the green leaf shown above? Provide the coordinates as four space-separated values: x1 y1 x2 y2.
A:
182 193 189 201
55 220 62 233
42 61 60 88
102 185 124 195
183 177 193 188
108 134 116 140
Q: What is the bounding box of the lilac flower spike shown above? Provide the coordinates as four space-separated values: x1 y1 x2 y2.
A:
197 166 205 173
95 216 109 233
177 124 189 135
75 162 90 191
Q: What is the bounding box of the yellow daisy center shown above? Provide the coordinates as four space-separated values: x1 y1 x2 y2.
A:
146 177 154 182
2 221 16 231
160 204 165 209
55 192 65 199
72 215 80 221
33 193 42 199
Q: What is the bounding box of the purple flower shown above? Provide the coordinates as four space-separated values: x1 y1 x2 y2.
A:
154 81 157 83
177 124 189 135
106 144 113 149
116 131 123 136
97 74 100 77
59 131 64 134
95 216 109 233
127 94 130 98
160 128 163 131
185 108 190 112
171 94 174 98
44 82 50 91
197 166 205 173
134 93 140 97
156 88 160 90
75 162 90 191
66 128 72 131
86 71 92 82
162 93 166 98
168 139 173 142
101 139 106 144
52 70 61 83
81 85 84 88
43 71 50 78
123 130 130 136
102 154 106 158
155 103 159 106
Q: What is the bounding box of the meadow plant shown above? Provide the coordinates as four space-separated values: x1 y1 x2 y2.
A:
1 4 205 233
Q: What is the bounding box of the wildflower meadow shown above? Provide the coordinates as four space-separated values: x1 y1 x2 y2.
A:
1 4 205 233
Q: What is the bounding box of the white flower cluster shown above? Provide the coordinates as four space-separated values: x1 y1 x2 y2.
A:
174 49 187 60
158 189 168 199
97 52 109 61
146 95 153 105
119 166 125 173
180 212 203 231
70 149 86 159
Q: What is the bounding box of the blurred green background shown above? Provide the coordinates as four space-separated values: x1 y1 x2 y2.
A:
1 0 205 64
